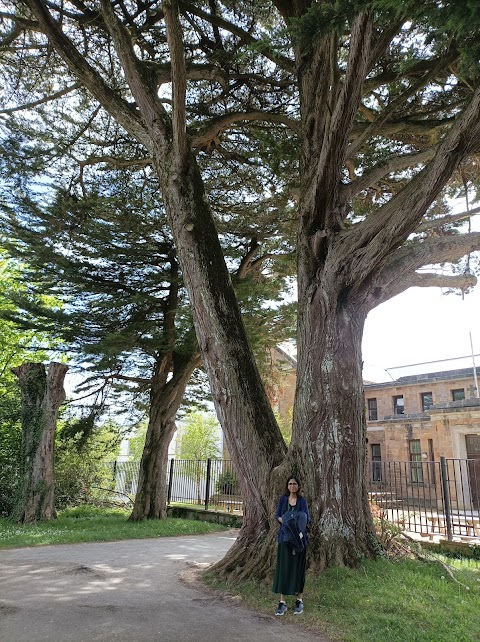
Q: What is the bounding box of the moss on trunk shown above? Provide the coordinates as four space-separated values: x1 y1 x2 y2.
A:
12 362 67 523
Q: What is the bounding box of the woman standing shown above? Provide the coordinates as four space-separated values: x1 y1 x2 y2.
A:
273 475 310 616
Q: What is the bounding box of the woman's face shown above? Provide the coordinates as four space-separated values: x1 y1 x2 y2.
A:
287 478 299 494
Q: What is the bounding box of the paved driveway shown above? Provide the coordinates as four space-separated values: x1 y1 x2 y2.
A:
0 532 330 642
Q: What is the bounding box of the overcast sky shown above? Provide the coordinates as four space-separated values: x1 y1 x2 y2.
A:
362 284 480 382
362 214 480 383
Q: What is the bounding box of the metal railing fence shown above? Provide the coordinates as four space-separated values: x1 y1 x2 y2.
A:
108 457 480 541
111 458 242 513
167 458 242 511
367 457 480 541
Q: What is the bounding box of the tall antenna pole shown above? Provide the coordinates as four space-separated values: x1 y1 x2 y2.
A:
469 332 479 398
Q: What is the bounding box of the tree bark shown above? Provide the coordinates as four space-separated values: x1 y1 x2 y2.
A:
295 278 379 569
19 0 480 578
130 352 199 520
11 362 68 523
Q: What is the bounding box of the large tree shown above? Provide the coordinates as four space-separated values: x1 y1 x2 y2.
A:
1 172 295 520
1 1 480 575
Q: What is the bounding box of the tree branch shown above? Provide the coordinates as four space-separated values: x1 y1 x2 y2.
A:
372 272 477 308
414 207 480 234
303 11 373 232
78 155 152 170
345 85 480 278
363 54 459 94
23 0 148 146
236 238 260 281
342 148 436 201
348 51 457 158
163 0 188 166
368 232 480 307
179 0 295 72
0 83 81 114
192 111 301 151
329 11 373 163
350 117 455 141
99 0 168 151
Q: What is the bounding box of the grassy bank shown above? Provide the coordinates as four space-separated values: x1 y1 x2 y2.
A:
0 505 227 549
206 555 480 642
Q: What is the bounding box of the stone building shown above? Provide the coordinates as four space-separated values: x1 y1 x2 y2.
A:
365 367 480 510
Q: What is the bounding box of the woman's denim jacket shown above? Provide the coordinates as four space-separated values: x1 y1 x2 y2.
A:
274 495 311 544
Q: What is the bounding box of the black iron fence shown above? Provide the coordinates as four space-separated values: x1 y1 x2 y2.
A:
111 458 242 513
367 457 480 541
166 458 242 511
109 457 480 542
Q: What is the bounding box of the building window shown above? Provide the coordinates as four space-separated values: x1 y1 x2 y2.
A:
409 439 423 483
393 395 404 415
371 444 382 482
367 398 378 421
451 388 465 401
421 392 433 412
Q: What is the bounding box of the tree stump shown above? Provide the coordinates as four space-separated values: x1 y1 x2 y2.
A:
12 362 68 522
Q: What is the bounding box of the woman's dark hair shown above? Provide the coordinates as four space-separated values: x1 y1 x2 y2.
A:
284 475 302 496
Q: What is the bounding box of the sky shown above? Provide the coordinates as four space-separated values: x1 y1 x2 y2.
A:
362 213 480 383
362 283 480 383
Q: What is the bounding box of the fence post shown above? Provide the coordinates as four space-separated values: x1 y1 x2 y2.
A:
205 458 212 510
440 456 453 541
167 459 174 505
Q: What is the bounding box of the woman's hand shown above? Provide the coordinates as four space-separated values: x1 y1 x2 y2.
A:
278 516 282 524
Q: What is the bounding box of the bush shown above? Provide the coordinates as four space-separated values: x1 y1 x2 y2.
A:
0 397 22 517
215 470 240 495
54 421 121 509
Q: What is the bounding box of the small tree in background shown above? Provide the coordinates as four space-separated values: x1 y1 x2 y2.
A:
177 411 220 505
127 422 148 462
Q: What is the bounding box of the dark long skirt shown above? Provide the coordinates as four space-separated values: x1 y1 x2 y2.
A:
272 542 307 595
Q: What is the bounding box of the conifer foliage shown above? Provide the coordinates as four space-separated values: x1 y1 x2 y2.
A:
1 1 480 574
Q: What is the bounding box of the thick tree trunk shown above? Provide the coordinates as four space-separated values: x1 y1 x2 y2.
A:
212 475 282 583
11 362 68 523
20 0 480 580
130 414 174 520
156 154 287 517
130 353 199 520
294 277 379 570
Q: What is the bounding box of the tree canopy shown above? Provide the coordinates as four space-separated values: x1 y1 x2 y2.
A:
1 0 480 575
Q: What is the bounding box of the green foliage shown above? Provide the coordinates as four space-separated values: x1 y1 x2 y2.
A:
54 419 122 510
290 1 367 47
177 411 221 461
126 421 147 461
0 394 21 517
0 252 58 517
177 411 221 504
290 1 480 77
372 0 480 77
275 408 293 446
215 470 240 496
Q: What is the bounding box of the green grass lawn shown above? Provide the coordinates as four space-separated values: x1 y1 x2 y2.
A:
3 507 479 642
206 555 480 642
0 505 227 548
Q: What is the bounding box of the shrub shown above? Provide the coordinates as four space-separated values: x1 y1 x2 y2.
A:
215 470 240 495
54 420 121 509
